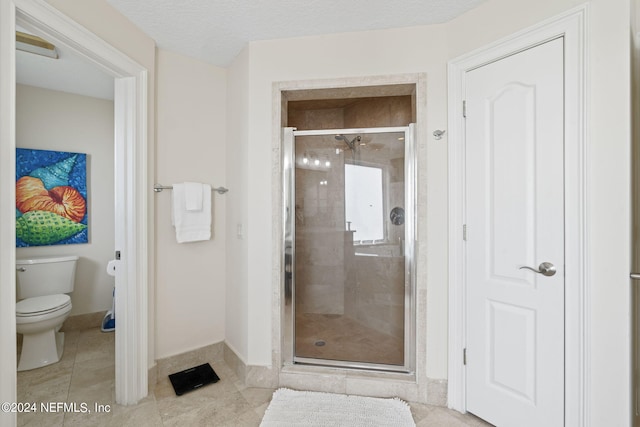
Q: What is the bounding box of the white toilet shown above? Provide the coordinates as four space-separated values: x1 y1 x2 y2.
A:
16 255 78 371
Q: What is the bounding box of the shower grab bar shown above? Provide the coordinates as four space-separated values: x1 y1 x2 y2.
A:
153 183 229 194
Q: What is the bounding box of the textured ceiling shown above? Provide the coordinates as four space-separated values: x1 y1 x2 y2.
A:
16 1 486 100
106 0 486 66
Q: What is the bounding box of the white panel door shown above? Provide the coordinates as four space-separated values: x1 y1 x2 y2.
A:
465 38 564 426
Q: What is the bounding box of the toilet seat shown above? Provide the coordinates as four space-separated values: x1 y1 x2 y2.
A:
16 294 71 317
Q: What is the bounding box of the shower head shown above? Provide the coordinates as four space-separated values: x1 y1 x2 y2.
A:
335 135 361 151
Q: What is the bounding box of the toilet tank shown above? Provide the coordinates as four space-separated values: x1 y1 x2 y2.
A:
16 255 79 299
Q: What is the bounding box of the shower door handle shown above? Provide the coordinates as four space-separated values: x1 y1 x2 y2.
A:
519 262 556 277
284 249 292 299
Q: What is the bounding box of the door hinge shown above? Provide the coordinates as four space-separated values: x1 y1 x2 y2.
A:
463 100 467 118
463 224 467 241
463 348 467 365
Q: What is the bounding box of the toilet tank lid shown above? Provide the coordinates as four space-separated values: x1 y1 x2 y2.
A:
17 255 79 265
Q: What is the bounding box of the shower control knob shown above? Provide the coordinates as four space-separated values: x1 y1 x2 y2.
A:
390 207 404 225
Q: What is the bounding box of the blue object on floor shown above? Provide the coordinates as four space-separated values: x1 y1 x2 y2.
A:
101 288 115 332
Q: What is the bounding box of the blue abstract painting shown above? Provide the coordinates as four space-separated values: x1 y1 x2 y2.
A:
16 148 88 247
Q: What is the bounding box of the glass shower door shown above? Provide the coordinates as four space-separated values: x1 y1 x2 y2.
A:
285 126 415 372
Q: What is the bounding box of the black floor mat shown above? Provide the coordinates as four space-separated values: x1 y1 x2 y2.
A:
168 363 220 396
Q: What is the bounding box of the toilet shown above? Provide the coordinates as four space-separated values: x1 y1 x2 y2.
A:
16 255 78 371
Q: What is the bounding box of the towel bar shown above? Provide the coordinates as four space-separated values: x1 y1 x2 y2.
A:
153 184 229 194
631 273 640 280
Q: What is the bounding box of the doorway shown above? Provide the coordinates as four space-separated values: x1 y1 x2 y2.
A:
447 6 588 425
0 1 149 415
284 126 416 372
464 38 564 426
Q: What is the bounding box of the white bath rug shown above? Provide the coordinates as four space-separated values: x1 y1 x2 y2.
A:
260 388 416 426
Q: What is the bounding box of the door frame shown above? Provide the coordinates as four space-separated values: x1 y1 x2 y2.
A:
284 125 417 373
0 0 149 420
447 5 588 425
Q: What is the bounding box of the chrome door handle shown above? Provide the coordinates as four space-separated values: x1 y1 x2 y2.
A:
519 262 556 277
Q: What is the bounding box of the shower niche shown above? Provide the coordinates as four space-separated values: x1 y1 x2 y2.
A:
283 87 416 372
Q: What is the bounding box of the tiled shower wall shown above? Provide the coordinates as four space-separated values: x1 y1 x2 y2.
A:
288 96 412 131
290 96 411 342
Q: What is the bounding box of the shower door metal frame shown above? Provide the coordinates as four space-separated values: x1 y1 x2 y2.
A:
283 125 416 373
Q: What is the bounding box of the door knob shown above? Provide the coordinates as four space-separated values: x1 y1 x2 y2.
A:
519 262 556 277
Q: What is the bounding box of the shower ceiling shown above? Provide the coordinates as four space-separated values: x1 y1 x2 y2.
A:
106 0 487 66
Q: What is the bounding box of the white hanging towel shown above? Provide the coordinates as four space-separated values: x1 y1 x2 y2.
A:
171 182 211 243
184 181 203 211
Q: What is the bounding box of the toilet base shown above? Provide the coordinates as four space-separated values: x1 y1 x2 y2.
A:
18 330 64 371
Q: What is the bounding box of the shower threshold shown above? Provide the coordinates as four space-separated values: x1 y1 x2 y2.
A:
293 356 412 374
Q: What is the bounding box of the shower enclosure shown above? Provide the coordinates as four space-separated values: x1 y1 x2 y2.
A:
283 125 415 372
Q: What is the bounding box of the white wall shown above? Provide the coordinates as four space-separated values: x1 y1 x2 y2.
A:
155 49 228 358
227 0 632 422
16 84 114 316
225 46 250 361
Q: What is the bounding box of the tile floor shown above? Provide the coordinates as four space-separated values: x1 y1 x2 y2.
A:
16 327 490 426
295 313 404 366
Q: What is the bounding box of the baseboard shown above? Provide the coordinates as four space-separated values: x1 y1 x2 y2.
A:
154 341 225 381
151 341 437 402
148 363 158 393
223 342 278 388
223 342 246 381
426 378 448 406
61 310 107 331
221 343 442 399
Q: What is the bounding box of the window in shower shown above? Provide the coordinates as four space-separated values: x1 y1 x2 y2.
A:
345 163 384 243
284 126 415 372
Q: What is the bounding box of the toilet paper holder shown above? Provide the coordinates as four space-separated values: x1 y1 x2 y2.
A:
106 260 117 277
